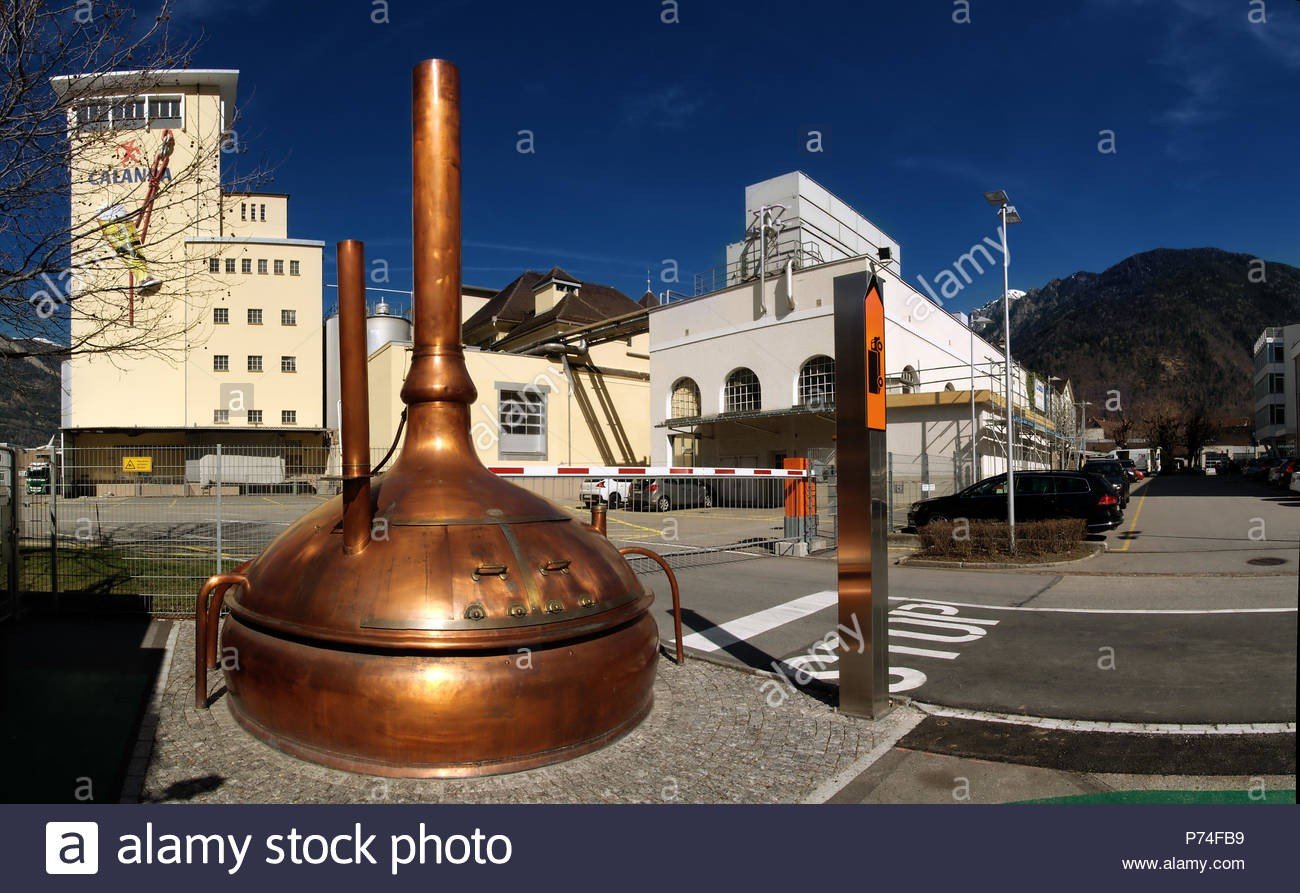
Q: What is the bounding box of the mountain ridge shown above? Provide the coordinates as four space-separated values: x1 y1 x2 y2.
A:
972 247 1300 418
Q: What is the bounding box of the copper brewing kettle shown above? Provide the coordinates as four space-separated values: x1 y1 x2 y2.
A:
194 60 659 778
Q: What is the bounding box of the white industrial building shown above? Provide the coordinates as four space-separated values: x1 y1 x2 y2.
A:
1252 325 1300 453
650 172 1076 507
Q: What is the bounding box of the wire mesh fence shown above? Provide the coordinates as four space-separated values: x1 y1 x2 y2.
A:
13 447 825 612
885 452 962 532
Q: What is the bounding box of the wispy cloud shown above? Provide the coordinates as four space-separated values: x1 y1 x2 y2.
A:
464 239 647 268
621 85 703 130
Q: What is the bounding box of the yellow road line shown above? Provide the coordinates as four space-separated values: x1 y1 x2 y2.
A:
1118 489 1149 552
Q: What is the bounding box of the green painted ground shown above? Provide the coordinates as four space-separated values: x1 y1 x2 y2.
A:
1021 790 1297 805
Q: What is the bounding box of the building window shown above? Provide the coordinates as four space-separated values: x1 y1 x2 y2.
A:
260 204 266 222
241 258 252 274
1268 372 1285 394
248 409 263 425
281 309 297 326
281 355 296 373
1271 404 1286 425
248 308 263 325
240 203 247 221
113 98 146 129
274 260 284 275
282 410 297 426
258 259 268 274
724 368 761 413
213 307 229 325
498 386 547 458
75 95 180 130
1269 343 1284 364
289 260 300 276
670 378 701 419
247 355 263 372
214 409 229 425
900 365 918 394
213 354 229 372
224 258 236 274
208 257 220 274
149 96 182 125
798 356 836 408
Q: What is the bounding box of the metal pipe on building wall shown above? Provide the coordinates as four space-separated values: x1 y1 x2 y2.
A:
338 239 373 555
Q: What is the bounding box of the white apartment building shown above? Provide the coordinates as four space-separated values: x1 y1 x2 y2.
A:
1252 325 1300 452
651 173 1075 497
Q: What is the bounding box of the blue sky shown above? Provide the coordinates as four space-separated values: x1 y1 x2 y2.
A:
161 0 1299 313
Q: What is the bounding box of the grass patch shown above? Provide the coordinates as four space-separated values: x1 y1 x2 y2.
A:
19 546 230 612
913 518 1088 563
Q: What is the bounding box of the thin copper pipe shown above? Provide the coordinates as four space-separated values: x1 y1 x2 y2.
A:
590 503 607 536
337 240 372 555
619 547 684 665
195 572 250 708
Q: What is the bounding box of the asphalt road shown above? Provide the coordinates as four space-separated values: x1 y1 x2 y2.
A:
641 473 1298 724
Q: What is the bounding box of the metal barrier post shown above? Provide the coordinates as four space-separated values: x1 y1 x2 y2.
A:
215 443 222 574
783 457 811 543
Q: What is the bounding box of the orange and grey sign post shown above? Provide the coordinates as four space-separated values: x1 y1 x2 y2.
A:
833 270 890 718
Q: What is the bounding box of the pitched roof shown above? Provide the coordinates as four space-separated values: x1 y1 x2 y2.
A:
462 268 644 347
498 281 643 347
540 266 581 285
461 270 545 336
638 290 659 308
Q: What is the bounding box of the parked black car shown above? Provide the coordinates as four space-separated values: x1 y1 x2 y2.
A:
907 471 1123 533
626 477 713 512
1116 458 1140 482
1081 459 1131 507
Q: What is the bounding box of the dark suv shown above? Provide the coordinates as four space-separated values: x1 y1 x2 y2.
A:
626 477 713 512
907 471 1123 533
1081 459 1130 507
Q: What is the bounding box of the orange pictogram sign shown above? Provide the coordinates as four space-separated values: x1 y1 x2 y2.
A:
864 277 886 431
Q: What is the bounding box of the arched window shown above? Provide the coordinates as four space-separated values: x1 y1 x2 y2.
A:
670 377 701 419
724 368 762 413
901 364 918 394
798 355 835 408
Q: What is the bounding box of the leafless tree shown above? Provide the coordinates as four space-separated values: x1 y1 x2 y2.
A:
1 0 266 377
1137 398 1181 469
1182 405 1220 466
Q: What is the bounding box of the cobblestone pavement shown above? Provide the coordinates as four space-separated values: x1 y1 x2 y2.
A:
142 622 913 804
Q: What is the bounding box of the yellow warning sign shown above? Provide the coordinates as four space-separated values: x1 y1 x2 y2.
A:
122 456 153 473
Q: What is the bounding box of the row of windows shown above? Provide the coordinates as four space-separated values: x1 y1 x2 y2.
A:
240 203 267 223
208 257 301 276
75 94 182 131
213 355 297 373
213 307 297 326
669 356 836 418
214 410 297 425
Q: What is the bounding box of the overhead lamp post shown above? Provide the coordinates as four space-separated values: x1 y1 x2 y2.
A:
970 314 994 486
984 190 1022 550
1076 400 1092 468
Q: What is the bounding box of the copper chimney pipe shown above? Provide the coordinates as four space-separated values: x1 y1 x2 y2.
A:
208 59 659 778
403 59 476 410
337 239 372 555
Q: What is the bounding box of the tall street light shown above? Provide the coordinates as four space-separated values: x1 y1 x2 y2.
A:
1076 400 1092 468
984 190 1022 550
970 314 994 486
